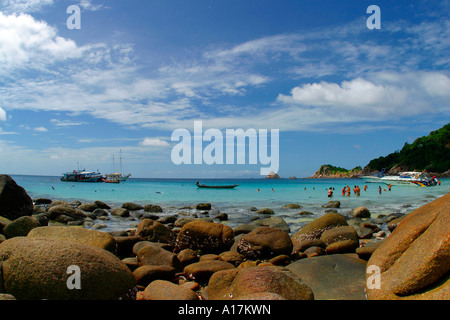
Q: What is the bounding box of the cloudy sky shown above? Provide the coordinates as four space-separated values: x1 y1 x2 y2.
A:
0 0 449 178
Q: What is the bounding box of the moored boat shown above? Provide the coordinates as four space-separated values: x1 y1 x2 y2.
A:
196 181 239 189
60 170 103 182
362 171 438 186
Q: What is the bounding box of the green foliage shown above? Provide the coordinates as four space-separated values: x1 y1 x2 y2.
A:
367 123 450 173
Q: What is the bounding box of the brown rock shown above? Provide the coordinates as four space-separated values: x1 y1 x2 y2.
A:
140 280 198 300
137 244 183 272
132 265 176 287
237 226 293 259
136 219 176 244
207 266 314 300
366 193 450 300
3 216 41 238
177 248 199 266
174 220 234 254
28 226 117 254
184 260 235 283
292 213 348 243
0 237 136 300
351 206 371 218
219 251 245 266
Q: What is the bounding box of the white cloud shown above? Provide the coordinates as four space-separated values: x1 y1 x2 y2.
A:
50 119 88 127
140 138 170 147
0 107 6 121
79 0 104 12
0 0 54 14
34 126 48 132
0 12 81 70
277 71 450 122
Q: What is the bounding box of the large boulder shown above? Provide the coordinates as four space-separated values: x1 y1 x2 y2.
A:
236 226 293 260
366 194 450 300
0 237 136 300
206 266 314 300
27 226 117 254
0 175 33 221
174 220 234 254
287 253 367 300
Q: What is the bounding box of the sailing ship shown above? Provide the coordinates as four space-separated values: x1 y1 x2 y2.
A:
105 150 131 182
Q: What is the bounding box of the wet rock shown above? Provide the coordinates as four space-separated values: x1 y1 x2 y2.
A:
321 201 340 209
111 208 130 218
256 208 274 215
196 203 211 210
282 204 302 209
47 205 86 224
122 202 144 211
351 206 371 218
144 204 163 213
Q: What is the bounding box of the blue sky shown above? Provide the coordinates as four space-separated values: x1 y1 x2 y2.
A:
0 0 449 178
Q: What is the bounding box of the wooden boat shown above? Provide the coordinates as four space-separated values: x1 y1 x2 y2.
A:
196 181 239 189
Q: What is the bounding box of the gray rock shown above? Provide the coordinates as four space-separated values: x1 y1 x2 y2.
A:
287 253 367 300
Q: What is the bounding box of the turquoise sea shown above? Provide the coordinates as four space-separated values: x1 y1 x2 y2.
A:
10 175 450 233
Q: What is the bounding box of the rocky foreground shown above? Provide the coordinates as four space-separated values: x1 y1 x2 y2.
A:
0 174 448 300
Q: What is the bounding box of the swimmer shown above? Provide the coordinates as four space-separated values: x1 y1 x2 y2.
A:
328 188 333 197
364 185 367 191
378 186 382 194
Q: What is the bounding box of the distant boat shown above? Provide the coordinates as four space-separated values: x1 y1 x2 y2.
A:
105 149 131 182
61 170 103 182
362 171 438 186
196 181 239 189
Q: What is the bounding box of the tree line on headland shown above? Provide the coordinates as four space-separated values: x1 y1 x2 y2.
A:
310 123 450 178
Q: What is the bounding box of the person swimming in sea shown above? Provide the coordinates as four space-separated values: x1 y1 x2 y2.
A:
328 188 333 197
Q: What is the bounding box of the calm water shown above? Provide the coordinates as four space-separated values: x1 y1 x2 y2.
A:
10 175 450 233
